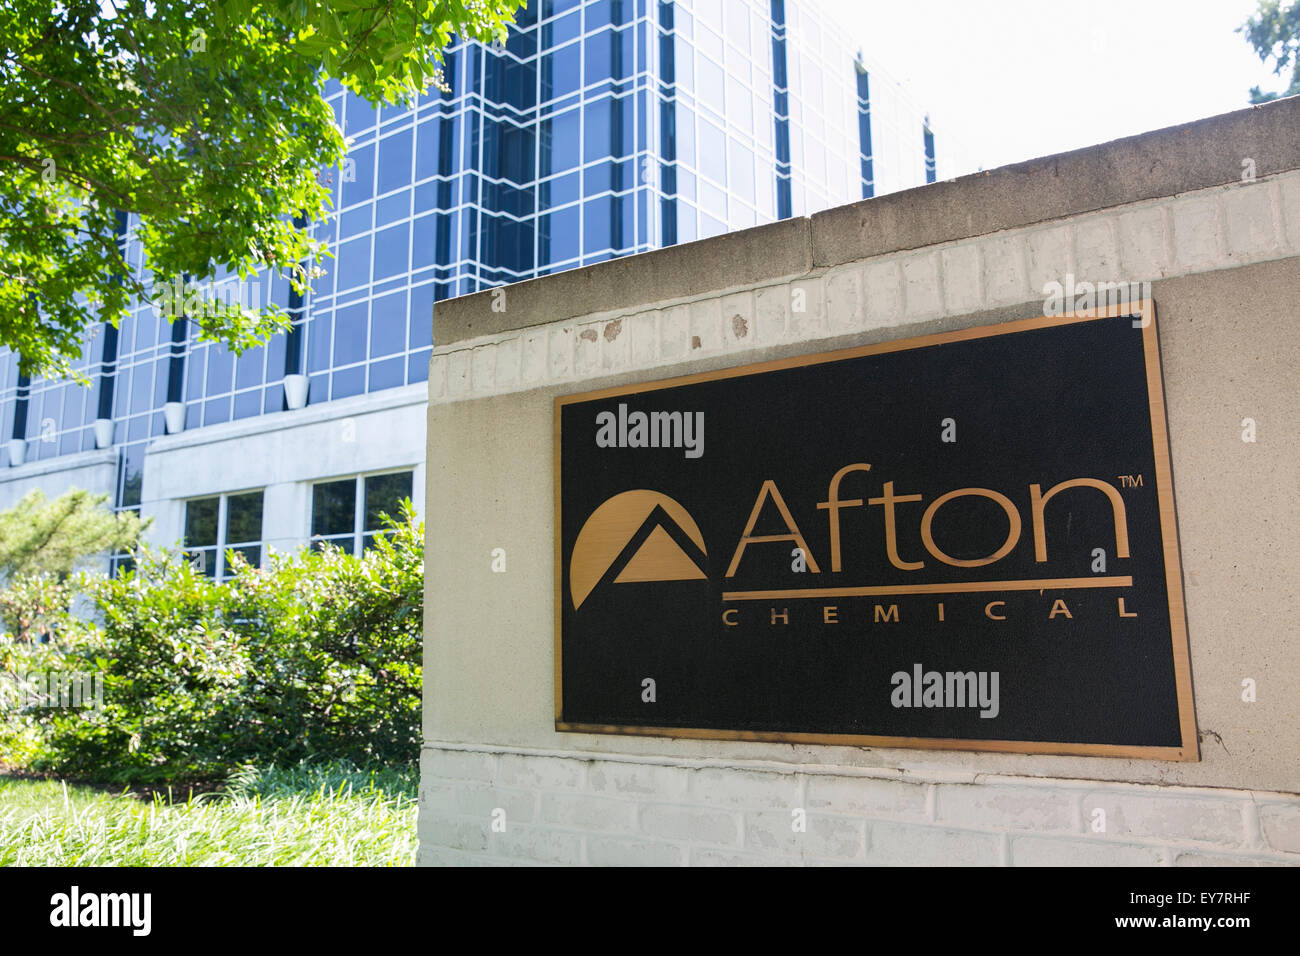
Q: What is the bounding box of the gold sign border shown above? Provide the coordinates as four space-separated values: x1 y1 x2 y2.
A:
553 300 1199 762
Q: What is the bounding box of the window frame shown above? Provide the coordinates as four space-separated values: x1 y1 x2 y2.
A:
310 468 415 556
183 488 266 580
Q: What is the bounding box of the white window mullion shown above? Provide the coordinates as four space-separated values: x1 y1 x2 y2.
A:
216 494 230 580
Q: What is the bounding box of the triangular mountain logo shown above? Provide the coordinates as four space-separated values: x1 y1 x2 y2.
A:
570 490 708 610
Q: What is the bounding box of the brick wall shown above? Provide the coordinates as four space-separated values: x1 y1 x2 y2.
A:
420 746 1300 866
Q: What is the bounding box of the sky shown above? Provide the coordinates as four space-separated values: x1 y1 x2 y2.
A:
821 0 1290 178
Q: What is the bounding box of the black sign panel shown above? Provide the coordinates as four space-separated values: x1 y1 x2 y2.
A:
555 307 1197 759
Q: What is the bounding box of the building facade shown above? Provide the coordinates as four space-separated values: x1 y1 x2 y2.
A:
0 0 939 572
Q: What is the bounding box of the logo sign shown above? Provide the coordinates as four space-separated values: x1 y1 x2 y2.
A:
555 306 1197 760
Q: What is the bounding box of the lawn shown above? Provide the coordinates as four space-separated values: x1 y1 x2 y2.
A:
0 762 418 866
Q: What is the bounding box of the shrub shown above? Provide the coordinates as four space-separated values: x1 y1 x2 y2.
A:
8 502 423 784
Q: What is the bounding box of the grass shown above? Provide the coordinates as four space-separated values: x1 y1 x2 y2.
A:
0 761 418 866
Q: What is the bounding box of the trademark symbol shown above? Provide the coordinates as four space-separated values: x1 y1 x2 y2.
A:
1118 474 1143 488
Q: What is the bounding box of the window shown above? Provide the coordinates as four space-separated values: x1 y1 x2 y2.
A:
184 490 264 579
311 471 414 554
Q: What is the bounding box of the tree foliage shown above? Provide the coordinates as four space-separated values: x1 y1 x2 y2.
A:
1240 0 1300 102
0 487 146 581
0 0 524 378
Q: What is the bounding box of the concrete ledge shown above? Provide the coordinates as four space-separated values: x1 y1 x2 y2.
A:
0 447 116 482
430 96 1300 347
434 216 812 346
811 96 1300 268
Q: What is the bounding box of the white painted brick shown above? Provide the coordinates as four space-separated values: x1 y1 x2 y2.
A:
587 760 690 800
453 784 538 824
494 337 519 386
690 767 800 809
688 297 723 353
491 824 583 865
1222 181 1279 258
902 253 942 319
446 350 470 396
470 343 496 392
1009 836 1163 867
868 822 999 865
420 845 506 867
804 775 928 819
425 748 496 783
1171 196 1223 270
520 331 546 384
1083 792 1245 847
640 804 740 845
420 781 458 813
1074 216 1121 280
574 323 600 374
587 836 685 866
1279 171 1300 251
600 317 629 371
787 277 827 339
935 783 1077 832
690 846 789 866
721 291 755 346
659 304 690 359
548 326 573 378
427 353 447 398
753 284 789 342
981 235 1030 307
824 265 863 333
421 814 490 852
1258 802 1300 853
1024 224 1073 293
940 243 982 315
1174 851 1292 867
862 258 903 325
496 752 584 791
541 792 638 832
628 311 659 365
745 810 864 859
1118 207 1171 278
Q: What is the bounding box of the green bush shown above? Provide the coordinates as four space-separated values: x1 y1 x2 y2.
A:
6 502 423 784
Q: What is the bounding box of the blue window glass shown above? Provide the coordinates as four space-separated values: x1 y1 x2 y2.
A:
407 349 432 384
307 312 333 373
370 290 407 358
541 171 580 209
368 356 405 392
345 91 376 135
409 284 434 349
336 235 373 292
332 365 365 400
541 205 580 264
206 347 233 396
203 397 230 426
372 222 410 281
543 43 580 101
412 214 437 268
233 389 261 421
236 348 263 390
543 9 581 46
334 303 368 366
584 32 612 87
379 129 413 193
585 97 611 163
341 143 375 208
542 108 580 174
376 190 409 227
415 119 441 181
